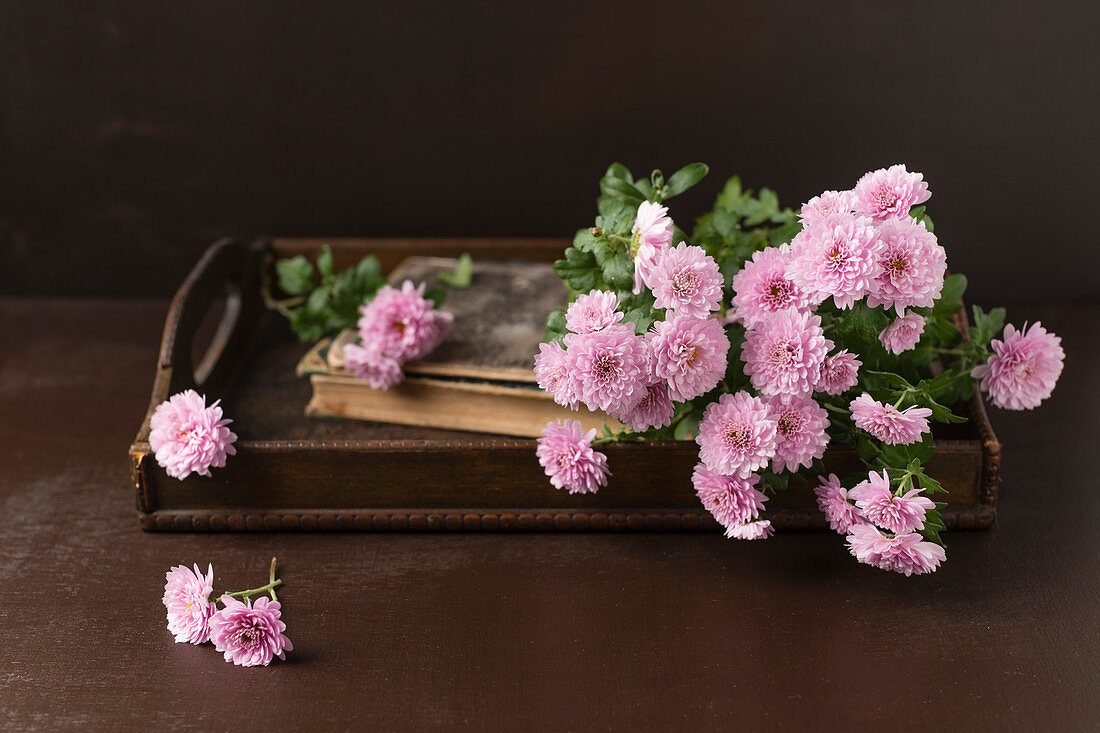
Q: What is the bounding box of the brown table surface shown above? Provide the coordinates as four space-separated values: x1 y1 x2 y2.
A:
1 298 1097 731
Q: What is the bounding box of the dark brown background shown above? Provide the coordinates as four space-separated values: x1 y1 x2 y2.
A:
2 1 1099 301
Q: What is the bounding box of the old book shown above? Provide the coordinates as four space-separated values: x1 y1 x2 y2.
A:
298 257 621 438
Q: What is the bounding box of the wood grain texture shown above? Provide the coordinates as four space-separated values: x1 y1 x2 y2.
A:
0 297 1097 729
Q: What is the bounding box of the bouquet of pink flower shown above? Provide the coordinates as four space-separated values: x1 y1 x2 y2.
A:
535 163 1064 575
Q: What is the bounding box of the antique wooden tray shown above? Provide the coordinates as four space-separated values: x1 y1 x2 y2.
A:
130 238 1001 532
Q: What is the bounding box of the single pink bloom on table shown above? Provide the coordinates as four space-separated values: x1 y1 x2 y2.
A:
210 595 293 667
849 469 935 534
728 519 774 540
799 190 856 225
846 524 945 576
533 341 579 410
766 393 830 473
878 311 926 355
613 382 675 432
357 280 453 362
565 290 624 334
813 474 865 534
631 201 675 293
163 563 217 645
342 343 404 390
566 324 649 414
972 322 1064 410
730 246 810 328
849 393 932 445
692 464 768 534
866 218 946 314
648 314 730 402
852 164 931 221
649 243 724 318
815 350 862 395
149 390 237 480
787 213 884 309
536 419 610 495
696 391 778 478
742 309 830 397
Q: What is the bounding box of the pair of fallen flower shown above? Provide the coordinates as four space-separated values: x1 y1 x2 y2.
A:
163 557 292 667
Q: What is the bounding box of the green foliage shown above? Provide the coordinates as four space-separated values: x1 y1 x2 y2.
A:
437 253 473 288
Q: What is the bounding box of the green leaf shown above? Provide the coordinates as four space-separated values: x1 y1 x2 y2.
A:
622 307 655 336
674 412 700 441
664 163 709 197
605 162 633 182
275 255 316 296
600 176 647 203
543 308 568 345
305 287 330 316
317 246 335 282
437 253 473 288
553 247 602 294
713 176 744 213
423 287 447 307
933 274 967 317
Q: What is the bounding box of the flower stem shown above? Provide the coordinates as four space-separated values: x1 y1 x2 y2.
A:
222 578 283 601
268 557 278 601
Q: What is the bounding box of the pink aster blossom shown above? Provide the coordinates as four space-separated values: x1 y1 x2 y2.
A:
149 390 237 480
866 218 946 314
566 324 649 413
730 246 810 328
815 350 862 395
972 322 1065 410
649 243 724 318
692 464 768 534
534 341 579 409
813 474 865 534
536 419 610 494
343 343 404 390
849 393 932 445
210 594 293 667
729 520 774 540
878 311 926 355
742 309 830 397
647 314 730 402
631 201 674 293
696 391 778 478
849 469 935 534
846 524 945 576
800 190 855 225
613 382 675 432
163 563 217 645
565 290 624 334
852 164 931 221
357 280 453 362
787 213 884 309
767 393 830 473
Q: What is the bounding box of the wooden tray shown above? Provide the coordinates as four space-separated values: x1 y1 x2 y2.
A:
130 238 1001 532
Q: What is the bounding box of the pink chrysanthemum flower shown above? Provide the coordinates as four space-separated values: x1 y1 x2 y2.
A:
647 314 730 402
971 322 1065 410
799 190 855 225
357 280 453 362
729 520 774 540
696 391 778 478
210 595 293 667
849 393 932 445
631 201 674 293
767 393 830 473
566 324 649 413
730 246 810 328
878 311 926 355
815 350 862 395
692 464 768 534
163 563 217 645
849 469 935 534
613 382 675 432
846 524 945 576
534 341 579 410
149 390 237 480
742 309 830 397
536 419 610 494
343 343 404 390
649 243 724 318
866 218 946 314
813 474 865 534
787 213 884 309
565 290 624 334
852 164 931 222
